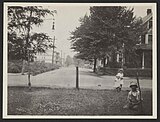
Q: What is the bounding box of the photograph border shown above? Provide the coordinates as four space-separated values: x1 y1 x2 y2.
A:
2 1 158 120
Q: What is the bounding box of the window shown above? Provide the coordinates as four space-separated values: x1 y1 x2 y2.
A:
149 20 152 29
148 35 152 45
141 35 145 44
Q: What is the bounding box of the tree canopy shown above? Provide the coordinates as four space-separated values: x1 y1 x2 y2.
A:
8 6 56 60
70 6 143 70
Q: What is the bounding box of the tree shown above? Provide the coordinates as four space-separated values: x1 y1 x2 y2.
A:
8 6 56 89
90 6 143 67
8 6 56 59
65 55 73 67
70 14 102 72
70 6 143 70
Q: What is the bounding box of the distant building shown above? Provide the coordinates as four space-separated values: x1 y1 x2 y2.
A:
35 49 61 65
55 52 61 65
136 9 152 69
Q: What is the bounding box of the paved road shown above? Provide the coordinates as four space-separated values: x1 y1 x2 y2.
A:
8 66 152 90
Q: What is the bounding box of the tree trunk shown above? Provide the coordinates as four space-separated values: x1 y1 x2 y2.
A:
106 56 109 67
93 58 97 73
27 10 33 90
103 58 106 68
21 59 26 75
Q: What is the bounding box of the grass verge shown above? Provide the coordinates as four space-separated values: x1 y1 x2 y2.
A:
8 86 152 115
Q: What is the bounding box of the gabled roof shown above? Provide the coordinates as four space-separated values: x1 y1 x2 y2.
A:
142 13 152 25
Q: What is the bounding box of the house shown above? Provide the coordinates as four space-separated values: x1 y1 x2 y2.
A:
136 9 152 69
35 49 62 65
114 9 152 69
79 9 153 69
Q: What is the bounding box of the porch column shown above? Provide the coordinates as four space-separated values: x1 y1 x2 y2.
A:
142 52 145 69
117 53 119 62
145 34 148 44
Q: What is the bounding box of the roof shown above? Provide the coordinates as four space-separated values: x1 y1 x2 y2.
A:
148 28 152 35
136 44 152 51
142 13 152 25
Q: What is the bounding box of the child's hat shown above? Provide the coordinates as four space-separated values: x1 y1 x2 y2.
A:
130 82 138 87
119 68 123 72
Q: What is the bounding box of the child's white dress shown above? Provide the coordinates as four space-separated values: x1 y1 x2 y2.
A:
114 73 124 88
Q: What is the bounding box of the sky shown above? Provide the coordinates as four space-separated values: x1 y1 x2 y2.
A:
32 5 153 58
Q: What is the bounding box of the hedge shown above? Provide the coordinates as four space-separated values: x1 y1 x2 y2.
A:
98 67 152 78
8 60 60 76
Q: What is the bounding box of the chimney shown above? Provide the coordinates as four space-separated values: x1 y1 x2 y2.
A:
147 9 152 15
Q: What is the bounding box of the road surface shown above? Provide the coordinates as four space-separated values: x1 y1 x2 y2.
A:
8 66 152 90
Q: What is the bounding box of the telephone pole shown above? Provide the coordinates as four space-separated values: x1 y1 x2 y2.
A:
64 52 65 66
52 36 55 66
61 50 63 66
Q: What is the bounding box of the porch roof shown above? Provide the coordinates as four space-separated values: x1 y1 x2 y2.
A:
136 44 152 51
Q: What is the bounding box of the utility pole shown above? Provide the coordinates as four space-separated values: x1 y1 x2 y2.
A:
64 52 65 66
52 16 56 66
52 36 55 66
61 50 63 66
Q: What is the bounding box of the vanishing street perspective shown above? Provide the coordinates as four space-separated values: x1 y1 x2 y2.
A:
6 4 155 117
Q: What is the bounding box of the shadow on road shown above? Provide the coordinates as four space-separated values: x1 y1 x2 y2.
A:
79 70 103 78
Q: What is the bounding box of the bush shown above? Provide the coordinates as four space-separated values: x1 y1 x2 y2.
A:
124 68 152 77
124 62 140 68
8 61 22 73
97 67 152 78
30 61 60 76
8 60 60 75
109 62 121 68
8 64 21 73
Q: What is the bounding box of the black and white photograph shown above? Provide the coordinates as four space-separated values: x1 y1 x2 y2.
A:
3 2 157 119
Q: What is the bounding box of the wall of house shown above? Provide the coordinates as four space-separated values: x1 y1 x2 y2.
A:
144 51 152 68
35 50 61 64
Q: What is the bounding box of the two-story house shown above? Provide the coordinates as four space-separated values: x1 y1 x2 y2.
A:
136 9 152 69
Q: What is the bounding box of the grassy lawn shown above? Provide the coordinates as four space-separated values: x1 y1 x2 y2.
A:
8 86 152 115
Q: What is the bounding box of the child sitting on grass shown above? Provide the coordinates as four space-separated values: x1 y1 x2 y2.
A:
114 68 124 92
123 82 141 110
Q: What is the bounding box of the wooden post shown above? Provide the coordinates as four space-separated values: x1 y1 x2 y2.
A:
76 66 79 90
136 71 143 113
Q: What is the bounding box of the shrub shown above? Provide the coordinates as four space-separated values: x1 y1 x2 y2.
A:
97 67 152 77
8 62 21 73
8 60 60 75
30 61 60 76
124 68 152 77
109 62 121 68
